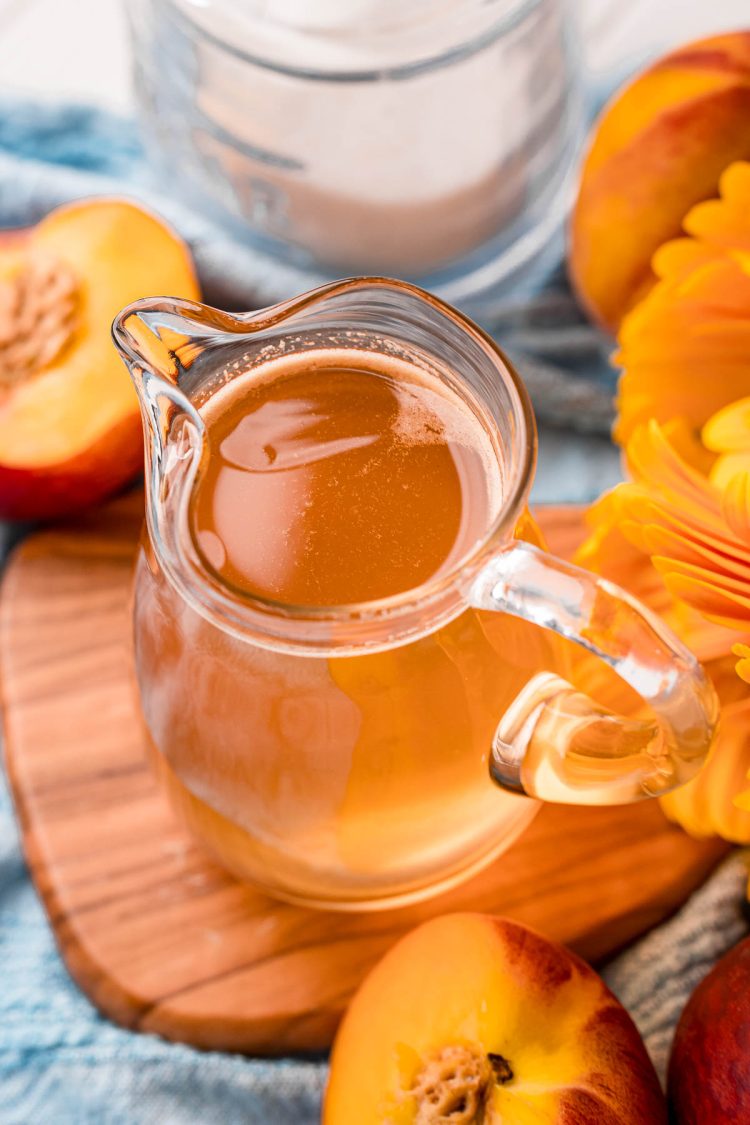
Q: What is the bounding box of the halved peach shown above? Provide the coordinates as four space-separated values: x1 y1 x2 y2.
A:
325 913 666 1124
0 198 199 520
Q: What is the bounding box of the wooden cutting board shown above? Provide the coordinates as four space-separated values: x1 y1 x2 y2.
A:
0 491 727 1055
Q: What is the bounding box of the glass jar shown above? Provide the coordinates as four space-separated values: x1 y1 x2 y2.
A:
128 0 584 316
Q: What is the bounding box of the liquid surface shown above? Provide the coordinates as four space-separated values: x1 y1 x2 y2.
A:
191 358 501 605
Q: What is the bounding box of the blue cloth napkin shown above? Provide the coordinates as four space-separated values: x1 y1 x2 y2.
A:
0 97 747 1125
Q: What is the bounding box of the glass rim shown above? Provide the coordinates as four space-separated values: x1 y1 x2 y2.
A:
158 0 547 84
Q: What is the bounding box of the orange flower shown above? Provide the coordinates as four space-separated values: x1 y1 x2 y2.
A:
579 162 750 842
621 422 750 630
704 397 750 490
615 161 750 446
661 689 750 842
579 453 750 841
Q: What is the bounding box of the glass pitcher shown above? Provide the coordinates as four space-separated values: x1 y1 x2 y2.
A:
113 278 718 911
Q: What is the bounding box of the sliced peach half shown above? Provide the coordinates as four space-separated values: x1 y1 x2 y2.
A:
0 198 199 520
325 914 666 1124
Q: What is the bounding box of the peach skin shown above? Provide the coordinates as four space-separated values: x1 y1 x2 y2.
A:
324 913 666 1124
669 935 750 1124
0 198 199 520
569 32 750 334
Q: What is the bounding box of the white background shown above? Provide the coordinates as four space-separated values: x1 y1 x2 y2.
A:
0 0 748 112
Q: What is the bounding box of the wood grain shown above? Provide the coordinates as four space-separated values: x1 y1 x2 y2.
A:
0 491 727 1055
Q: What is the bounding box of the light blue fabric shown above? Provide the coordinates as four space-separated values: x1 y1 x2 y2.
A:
0 96 745 1125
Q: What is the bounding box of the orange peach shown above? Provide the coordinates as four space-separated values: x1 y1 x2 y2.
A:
324 913 666 1124
569 32 750 333
0 199 199 520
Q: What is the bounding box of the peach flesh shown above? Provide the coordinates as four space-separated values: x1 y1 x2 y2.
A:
324 913 666 1124
0 198 199 520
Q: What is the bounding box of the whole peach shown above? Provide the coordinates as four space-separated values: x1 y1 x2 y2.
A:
569 32 750 333
668 935 750 1123
324 913 666 1124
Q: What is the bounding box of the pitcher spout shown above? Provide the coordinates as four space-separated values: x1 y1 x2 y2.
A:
112 297 216 481
113 295 207 419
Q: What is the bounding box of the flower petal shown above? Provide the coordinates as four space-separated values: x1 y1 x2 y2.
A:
733 642 750 683
703 396 750 452
722 471 750 541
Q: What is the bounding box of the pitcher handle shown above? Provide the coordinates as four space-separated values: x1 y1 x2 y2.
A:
469 541 718 805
